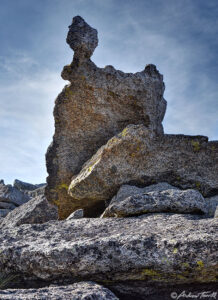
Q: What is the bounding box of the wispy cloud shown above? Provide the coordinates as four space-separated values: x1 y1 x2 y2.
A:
0 52 65 184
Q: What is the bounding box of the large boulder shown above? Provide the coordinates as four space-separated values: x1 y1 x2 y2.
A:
68 125 218 216
0 282 119 300
45 16 166 219
0 195 58 228
101 188 207 218
0 214 217 298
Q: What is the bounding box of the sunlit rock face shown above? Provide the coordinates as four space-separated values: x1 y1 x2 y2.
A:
46 16 166 219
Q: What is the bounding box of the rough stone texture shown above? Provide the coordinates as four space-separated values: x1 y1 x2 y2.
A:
67 208 84 220
102 188 207 218
13 179 45 192
0 282 119 300
103 182 177 207
46 16 166 219
0 214 217 293
205 195 218 217
25 185 46 199
0 195 58 228
0 181 30 207
67 16 98 60
69 125 218 216
0 181 46 219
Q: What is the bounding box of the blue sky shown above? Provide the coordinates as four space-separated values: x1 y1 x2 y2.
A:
0 0 217 184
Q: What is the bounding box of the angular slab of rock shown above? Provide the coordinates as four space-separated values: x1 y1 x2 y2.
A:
0 282 118 300
102 188 207 217
0 181 30 207
104 182 177 206
69 125 218 216
0 195 58 228
46 16 166 219
13 179 46 192
0 214 217 289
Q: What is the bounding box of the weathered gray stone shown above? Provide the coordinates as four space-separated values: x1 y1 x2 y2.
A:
0 182 30 207
69 125 218 216
0 214 217 290
0 195 58 228
25 185 46 199
46 17 166 219
13 179 46 192
102 188 207 218
104 182 177 207
205 195 218 217
67 208 84 220
67 16 98 60
0 282 119 300
0 209 10 218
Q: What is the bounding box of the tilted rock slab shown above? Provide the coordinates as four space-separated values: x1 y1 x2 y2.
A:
69 125 218 215
0 214 217 297
0 282 119 300
102 188 207 218
0 195 58 229
46 16 166 219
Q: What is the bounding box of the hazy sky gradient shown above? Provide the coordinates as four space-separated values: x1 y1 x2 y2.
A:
0 0 217 184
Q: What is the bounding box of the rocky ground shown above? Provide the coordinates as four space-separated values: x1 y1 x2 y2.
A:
0 16 217 300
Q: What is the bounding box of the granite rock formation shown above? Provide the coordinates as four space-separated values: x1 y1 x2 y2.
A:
69 125 218 216
0 195 58 228
0 180 46 218
0 215 217 299
0 282 118 300
13 179 45 192
46 16 166 219
101 187 207 218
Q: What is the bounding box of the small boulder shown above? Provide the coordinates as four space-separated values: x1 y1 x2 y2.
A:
102 188 207 217
105 182 177 206
67 208 84 220
0 195 58 228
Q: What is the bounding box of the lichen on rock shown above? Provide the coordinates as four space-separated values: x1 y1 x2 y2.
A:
68 124 218 215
